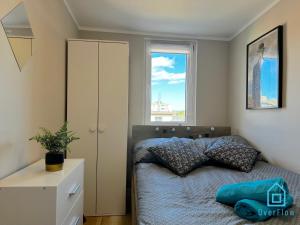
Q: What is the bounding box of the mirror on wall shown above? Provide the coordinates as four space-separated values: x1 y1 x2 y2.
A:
1 2 34 71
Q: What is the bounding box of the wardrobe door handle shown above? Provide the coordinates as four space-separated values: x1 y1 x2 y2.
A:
89 127 97 133
98 125 105 133
98 129 104 133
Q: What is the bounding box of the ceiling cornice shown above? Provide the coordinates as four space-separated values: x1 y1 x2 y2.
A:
78 26 231 41
63 0 80 28
64 0 281 42
229 0 281 41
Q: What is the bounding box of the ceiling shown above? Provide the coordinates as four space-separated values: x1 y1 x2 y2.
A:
64 0 280 41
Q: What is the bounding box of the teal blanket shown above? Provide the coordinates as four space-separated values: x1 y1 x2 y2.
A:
216 177 289 205
234 196 294 222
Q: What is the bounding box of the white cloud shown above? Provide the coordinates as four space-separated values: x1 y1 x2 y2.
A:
168 80 185 85
261 96 278 107
152 70 186 81
152 57 174 69
151 56 185 83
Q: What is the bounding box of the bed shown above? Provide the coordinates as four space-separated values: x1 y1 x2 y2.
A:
131 126 300 225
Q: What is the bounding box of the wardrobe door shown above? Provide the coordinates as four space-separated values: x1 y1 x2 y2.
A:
97 42 129 215
67 40 99 216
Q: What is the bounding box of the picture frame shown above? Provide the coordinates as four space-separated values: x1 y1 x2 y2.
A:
246 25 283 109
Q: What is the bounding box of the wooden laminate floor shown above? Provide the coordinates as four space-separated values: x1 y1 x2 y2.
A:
85 215 131 225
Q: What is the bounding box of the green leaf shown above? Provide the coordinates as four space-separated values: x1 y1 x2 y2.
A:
29 121 80 153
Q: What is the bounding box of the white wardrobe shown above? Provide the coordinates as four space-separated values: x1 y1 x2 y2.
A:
67 39 129 216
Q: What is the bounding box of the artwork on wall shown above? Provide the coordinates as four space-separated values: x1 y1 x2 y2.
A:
246 26 283 109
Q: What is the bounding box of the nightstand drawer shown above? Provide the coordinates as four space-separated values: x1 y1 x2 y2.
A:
0 159 84 225
57 162 84 225
63 192 84 225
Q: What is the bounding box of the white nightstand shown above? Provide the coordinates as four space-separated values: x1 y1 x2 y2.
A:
0 159 84 225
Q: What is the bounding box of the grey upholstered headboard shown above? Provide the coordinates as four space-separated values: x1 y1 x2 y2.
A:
132 125 231 146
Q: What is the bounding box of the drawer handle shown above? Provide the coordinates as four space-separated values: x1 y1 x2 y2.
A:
68 184 81 197
70 217 80 225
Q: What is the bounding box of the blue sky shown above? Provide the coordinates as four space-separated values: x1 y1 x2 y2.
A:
151 52 186 111
261 58 279 100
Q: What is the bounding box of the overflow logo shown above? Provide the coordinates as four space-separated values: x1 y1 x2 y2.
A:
258 182 295 218
267 182 286 207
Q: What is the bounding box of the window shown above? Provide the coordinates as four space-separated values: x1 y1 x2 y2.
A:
145 40 197 125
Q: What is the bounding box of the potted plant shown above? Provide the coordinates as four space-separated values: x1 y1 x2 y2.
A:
30 122 79 172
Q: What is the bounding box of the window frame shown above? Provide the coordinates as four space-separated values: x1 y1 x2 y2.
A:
145 39 197 125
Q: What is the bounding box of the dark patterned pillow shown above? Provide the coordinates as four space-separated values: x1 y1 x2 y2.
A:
133 138 170 164
148 137 209 176
220 136 268 162
219 135 251 145
133 138 193 164
204 139 259 172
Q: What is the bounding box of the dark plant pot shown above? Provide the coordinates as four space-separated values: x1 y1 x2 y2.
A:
45 152 64 172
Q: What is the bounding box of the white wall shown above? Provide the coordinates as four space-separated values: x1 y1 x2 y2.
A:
229 0 300 173
0 0 78 179
79 31 229 132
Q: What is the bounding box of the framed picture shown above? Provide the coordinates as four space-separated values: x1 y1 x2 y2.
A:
246 25 283 109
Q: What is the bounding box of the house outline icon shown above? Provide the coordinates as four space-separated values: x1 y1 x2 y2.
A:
267 182 287 207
